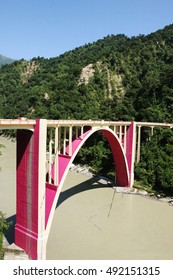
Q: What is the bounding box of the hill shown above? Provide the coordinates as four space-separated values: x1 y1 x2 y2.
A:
0 23 173 195
0 54 14 67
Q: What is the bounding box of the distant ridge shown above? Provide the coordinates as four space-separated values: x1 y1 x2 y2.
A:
0 54 15 67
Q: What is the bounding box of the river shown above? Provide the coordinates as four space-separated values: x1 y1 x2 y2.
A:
0 136 173 260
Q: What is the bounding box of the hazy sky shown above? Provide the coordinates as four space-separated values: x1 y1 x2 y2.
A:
1 0 173 60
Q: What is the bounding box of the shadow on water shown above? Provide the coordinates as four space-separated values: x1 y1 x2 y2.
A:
4 214 16 245
4 176 113 245
56 176 113 208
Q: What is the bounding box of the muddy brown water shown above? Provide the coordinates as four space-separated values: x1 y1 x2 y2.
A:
0 136 173 260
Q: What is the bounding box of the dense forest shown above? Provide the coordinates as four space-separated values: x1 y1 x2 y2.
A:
0 24 173 195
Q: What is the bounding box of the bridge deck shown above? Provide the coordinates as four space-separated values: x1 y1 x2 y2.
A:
0 118 173 129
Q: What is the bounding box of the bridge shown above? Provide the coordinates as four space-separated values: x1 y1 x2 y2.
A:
0 118 173 260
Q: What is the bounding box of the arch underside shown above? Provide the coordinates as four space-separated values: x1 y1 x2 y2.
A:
45 127 129 232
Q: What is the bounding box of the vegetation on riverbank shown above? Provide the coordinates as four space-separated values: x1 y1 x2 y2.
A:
135 127 173 196
0 24 173 195
0 211 9 259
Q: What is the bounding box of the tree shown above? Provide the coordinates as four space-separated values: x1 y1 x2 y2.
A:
135 128 173 195
0 212 9 259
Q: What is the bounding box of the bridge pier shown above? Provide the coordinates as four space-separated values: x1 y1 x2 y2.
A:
15 119 47 260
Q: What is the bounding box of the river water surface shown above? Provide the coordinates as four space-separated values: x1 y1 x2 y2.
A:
0 136 173 260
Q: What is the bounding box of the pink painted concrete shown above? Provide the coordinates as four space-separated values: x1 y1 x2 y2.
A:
101 129 129 186
45 183 57 227
15 119 42 260
123 122 135 185
51 131 92 185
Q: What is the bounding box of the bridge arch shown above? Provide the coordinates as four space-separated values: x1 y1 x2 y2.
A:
15 120 135 259
46 126 129 236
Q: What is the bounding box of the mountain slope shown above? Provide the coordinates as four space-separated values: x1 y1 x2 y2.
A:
0 24 173 122
0 24 173 194
0 54 14 67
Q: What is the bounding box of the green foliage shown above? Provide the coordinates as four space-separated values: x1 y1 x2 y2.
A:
0 24 173 194
74 133 114 175
135 128 173 195
0 143 9 259
0 211 9 259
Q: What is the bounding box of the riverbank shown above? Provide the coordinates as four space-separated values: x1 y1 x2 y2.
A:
70 163 173 207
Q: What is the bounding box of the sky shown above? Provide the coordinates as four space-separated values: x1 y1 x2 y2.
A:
1 0 173 60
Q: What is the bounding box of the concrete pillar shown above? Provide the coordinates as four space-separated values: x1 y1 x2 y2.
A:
76 127 79 139
63 127 67 155
80 126 84 139
137 125 141 163
54 127 59 185
125 122 136 188
119 125 122 143
123 125 127 154
49 128 53 184
15 119 47 260
69 126 72 156
58 127 61 153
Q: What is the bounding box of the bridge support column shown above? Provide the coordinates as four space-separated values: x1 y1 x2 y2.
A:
15 119 47 260
124 122 136 188
137 125 141 163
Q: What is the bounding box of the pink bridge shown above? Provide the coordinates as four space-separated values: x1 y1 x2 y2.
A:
1 118 170 259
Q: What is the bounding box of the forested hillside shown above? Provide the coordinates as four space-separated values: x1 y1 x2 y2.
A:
0 24 173 194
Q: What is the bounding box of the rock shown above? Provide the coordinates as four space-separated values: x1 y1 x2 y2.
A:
138 190 148 196
114 187 131 193
76 167 85 173
69 163 75 170
4 243 30 260
148 192 155 197
159 197 172 203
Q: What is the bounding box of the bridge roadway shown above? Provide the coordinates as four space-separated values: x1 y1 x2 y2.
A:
1 118 173 129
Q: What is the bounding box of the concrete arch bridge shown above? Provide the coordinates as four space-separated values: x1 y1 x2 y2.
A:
0 118 173 259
